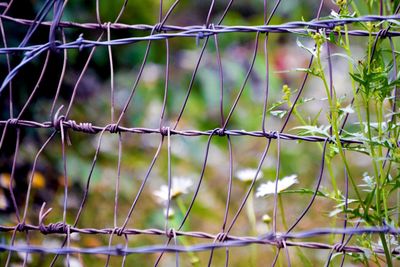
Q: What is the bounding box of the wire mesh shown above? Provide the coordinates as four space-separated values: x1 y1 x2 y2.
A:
0 0 399 266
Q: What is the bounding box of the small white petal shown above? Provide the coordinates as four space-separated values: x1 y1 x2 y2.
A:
340 105 354 114
236 169 263 182
256 174 298 198
64 257 83 267
153 177 193 203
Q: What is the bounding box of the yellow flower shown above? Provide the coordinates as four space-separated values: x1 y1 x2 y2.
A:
31 172 45 189
0 173 12 188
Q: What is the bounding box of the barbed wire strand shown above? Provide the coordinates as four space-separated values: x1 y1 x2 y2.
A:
1 0 400 266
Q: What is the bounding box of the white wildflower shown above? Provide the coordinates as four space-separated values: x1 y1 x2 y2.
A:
256 174 298 197
235 168 263 183
64 256 83 267
163 208 175 218
153 177 193 203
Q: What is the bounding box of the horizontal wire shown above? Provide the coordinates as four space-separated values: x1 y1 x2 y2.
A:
0 119 365 144
0 225 398 255
0 14 399 54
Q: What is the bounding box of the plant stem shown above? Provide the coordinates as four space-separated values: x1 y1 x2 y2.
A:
246 190 258 267
176 197 200 266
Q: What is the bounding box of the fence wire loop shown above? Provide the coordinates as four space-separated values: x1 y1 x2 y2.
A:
52 105 65 131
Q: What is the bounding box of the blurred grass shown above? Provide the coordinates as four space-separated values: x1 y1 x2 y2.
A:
0 0 397 266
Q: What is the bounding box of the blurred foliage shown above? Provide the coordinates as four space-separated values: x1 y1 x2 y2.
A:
1 0 400 266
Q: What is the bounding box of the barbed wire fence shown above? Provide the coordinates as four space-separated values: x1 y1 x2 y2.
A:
0 0 399 266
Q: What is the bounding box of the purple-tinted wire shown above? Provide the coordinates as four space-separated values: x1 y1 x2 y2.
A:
49 126 111 267
49 0 64 51
96 0 101 25
49 29 67 118
3 224 400 255
215 0 234 25
0 120 366 143
65 1 132 118
172 38 209 130
19 0 55 48
204 0 283 243
272 133 281 234
165 128 172 232
286 139 328 233
118 138 165 233
271 132 282 266
0 42 50 94
17 51 50 119
172 0 235 130
213 24 224 127
205 0 215 27
261 33 269 133
0 12 13 117
324 168 350 267
59 111 68 227
222 32 260 130
154 129 218 266
4 14 400 34
21 132 57 223
9 129 21 222
115 0 180 127
4 130 21 267
224 137 234 235
114 37 152 126
271 251 279 267
114 0 129 23
121 234 129 267
159 38 170 129
280 0 323 133
1 0 14 15
9 1 134 266
225 139 272 235
207 135 233 267
114 132 122 227
104 229 117 267
152 3 182 266
266 0 282 25
107 24 115 123
3 24 400 55
2 222 399 241
5 227 18 267
261 0 269 133
21 230 30 267
178 130 217 230
3 0 400 264
64 34 103 117
339 168 350 266
283 240 291 267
